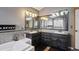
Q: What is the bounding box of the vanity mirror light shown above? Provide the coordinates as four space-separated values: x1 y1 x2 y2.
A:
40 16 48 20
25 10 38 17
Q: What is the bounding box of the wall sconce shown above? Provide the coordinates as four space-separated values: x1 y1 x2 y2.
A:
25 10 38 17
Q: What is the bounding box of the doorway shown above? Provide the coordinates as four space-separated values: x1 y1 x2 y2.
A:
74 8 79 49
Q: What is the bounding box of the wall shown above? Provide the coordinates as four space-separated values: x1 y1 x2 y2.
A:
0 7 39 44
0 7 39 30
0 7 25 30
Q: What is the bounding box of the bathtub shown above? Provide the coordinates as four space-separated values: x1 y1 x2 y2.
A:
0 38 34 51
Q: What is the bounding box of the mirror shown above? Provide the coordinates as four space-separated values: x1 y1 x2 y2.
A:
25 16 33 29
33 19 38 29
53 15 68 31
25 16 38 30
39 9 69 31
25 9 69 31
40 16 53 29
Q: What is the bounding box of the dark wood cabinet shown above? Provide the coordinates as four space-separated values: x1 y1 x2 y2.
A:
40 32 71 50
26 32 71 50
26 33 41 46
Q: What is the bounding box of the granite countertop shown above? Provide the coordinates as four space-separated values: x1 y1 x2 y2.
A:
0 29 70 35
38 29 70 35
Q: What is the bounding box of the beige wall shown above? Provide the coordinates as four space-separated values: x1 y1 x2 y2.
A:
0 7 39 44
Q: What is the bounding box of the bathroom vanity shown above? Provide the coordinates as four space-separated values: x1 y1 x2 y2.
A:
25 9 71 51
40 32 71 50
26 30 71 51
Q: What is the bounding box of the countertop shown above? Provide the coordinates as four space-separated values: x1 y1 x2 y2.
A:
0 29 70 35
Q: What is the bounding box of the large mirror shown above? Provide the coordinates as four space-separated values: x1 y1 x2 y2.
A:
25 16 33 29
39 9 69 31
25 10 39 30
25 16 38 30
25 9 69 31
39 16 53 29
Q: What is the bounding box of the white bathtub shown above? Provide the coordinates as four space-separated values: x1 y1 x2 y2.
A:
0 38 34 51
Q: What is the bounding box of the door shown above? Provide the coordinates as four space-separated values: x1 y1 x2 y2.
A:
75 9 79 49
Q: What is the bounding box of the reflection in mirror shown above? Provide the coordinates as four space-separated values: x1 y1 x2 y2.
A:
53 17 64 29
46 18 53 29
25 16 38 30
33 19 38 28
40 16 53 29
25 16 33 29
25 10 38 30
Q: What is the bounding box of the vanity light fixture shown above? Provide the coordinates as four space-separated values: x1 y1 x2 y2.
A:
60 10 69 16
40 16 48 20
29 12 32 16
25 10 38 17
32 13 35 17
51 9 69 18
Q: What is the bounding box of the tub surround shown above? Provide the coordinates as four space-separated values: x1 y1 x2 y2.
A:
0 38 34 51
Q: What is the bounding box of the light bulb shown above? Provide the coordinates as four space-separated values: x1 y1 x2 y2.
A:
60 11 64 16
29 12 32 16
26 10 29 15
56 12 59 16
52 13 56 17
32 13 35 17
34 14 37 17
64 10 68 15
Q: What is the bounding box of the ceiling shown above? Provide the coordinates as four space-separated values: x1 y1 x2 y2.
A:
33 7 44 11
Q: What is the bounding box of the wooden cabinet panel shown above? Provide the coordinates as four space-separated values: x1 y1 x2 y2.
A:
26 32 71 50
40 32 71 50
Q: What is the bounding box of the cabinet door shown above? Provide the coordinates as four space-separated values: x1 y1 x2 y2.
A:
50 37 58 47
26 34 32 38
57 38 67 50
32 37 39 46
32 33 40 46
